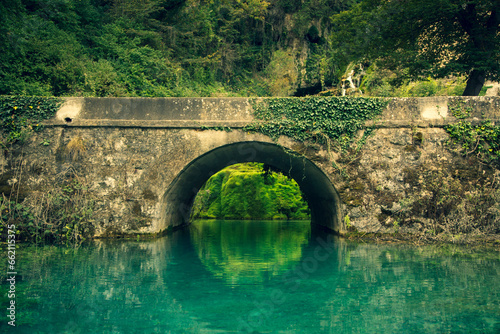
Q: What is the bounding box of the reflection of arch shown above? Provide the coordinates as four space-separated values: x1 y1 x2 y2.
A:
160 141 342 232
190 220 311 284
163 227 348 332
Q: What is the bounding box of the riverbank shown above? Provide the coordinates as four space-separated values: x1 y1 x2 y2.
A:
341 231 500 250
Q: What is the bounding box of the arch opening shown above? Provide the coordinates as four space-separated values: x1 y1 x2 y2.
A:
190 162 311 221
160 141 343 233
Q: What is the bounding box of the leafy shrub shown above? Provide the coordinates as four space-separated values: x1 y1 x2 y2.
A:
446 101 500 167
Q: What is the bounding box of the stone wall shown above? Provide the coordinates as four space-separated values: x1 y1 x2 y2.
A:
330 97 500 235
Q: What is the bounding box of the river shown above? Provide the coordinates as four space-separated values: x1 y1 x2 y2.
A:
1 220 499 333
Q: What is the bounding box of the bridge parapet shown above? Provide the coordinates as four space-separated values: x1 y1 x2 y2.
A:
48 96 500 129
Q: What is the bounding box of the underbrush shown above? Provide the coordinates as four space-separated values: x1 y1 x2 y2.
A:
376 164 500 242
0 173 95 246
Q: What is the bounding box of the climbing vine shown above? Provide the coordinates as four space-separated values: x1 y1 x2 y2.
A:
445 100 500 166
245 97 388 147
0 96 61 144
446 121 500 166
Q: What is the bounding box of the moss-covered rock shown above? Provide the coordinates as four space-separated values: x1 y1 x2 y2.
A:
191 163 310 220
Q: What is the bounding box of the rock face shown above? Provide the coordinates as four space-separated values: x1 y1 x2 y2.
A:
2 96 499 237
485 81 500 96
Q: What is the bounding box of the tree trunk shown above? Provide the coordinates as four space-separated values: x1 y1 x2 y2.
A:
462 69 486 96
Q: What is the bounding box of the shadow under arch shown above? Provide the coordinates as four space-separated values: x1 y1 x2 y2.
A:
160 141 343 232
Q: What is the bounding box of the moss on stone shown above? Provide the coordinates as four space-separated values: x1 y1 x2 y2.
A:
376 190 400 207
413 131 423 146
404 145 418 152
403 167 420 188
351 181 365 191
339 191 363 207
142 189 157 201
131 201 142 216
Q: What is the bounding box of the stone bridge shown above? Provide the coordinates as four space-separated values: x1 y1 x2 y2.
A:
7 96 500 237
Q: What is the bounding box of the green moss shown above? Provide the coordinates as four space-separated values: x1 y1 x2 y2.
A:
131 201 142 215
142 189 157 201
339 191 363 207
413 131 423 146
376 190 400 207
403 167 420 188
351 181 365 191
404 145 418 152
338 179 366 207
191 163 310 220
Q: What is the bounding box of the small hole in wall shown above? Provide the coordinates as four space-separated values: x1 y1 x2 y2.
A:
64 117 72 123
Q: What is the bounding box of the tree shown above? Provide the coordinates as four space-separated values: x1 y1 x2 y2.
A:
331 0 500 96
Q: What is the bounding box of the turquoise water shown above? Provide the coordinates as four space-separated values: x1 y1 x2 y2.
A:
1 220 499 333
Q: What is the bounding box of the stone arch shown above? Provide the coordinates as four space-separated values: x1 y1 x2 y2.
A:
160 141 343 233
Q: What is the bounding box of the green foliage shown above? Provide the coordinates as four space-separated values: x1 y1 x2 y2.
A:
375 77 457 98
448 100 473 119
264 50 299 97
246 97 387 147
192 163 310 220
0 0 274 97
0 96 61 144
3 0 482 97
0 0 366 97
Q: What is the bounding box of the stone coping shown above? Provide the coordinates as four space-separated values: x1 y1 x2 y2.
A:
44 96 499 129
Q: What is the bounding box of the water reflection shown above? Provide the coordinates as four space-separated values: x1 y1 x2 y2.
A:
1 221 499 334
190 220 310 284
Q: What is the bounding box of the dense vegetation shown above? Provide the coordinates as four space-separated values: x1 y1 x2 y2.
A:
191 163 310 220
0 0 352 97
331 0 499 96
0 95 94 245
2 0 496 97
